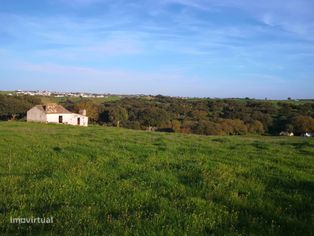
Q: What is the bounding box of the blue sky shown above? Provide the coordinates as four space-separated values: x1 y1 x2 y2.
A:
0 0 313 98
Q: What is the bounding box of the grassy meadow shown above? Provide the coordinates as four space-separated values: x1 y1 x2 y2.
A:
0 121 313 235
38 95 123 105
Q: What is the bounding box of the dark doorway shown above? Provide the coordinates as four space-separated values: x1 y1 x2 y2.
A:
59 116 63 124
77 117 81 125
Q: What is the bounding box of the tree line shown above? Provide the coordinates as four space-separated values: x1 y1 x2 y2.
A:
0 95 41 120
1 94 314 135
62 95 314 135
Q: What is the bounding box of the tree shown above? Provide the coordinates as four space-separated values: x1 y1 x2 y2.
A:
247 120 264 134
73 99 101 122
171 120 181 132
292 116 314 133
138 107 170 128
108 106 128 128
59 98 75 111
0 95 41 120
220 119 248 135
191 120 223 135
190 110 209 121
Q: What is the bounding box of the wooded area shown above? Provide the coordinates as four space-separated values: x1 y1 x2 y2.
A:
1 94 314 135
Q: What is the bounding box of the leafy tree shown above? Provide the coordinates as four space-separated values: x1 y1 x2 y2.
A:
138 107 170 128
292 116 314 133
0 95 40 120
59 98 75 112
192 120 223 135
108 106 128 128
247 120 264 134
74 99 101 122
220 119 248 135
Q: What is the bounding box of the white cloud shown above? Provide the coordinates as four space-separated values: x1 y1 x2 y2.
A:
160 0 314 39
1 0 313 98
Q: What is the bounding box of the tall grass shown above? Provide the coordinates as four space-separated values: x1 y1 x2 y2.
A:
0 122 313 235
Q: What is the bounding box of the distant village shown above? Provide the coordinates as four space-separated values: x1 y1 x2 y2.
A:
10 90 110 98
6 90 191 99
8 90 157 99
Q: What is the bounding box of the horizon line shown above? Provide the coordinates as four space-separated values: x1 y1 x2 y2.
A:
1 89 313 101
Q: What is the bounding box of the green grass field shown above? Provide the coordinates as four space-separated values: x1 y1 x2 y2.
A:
0 122 313 235
38 95 123 104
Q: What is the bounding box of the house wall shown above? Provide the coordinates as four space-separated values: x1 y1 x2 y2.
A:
46 114 88 126
27 107 47 122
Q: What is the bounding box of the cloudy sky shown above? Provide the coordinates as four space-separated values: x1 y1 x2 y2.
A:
0 0 313 98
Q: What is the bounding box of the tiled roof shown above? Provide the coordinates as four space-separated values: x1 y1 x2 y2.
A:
38 103 72 114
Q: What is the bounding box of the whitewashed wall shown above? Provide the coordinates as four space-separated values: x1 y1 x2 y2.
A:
46 114 88 126
27 107 47 122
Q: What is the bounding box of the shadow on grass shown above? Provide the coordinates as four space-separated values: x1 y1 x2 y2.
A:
0 170 53 178
251 141 271 150
52 146 64 153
